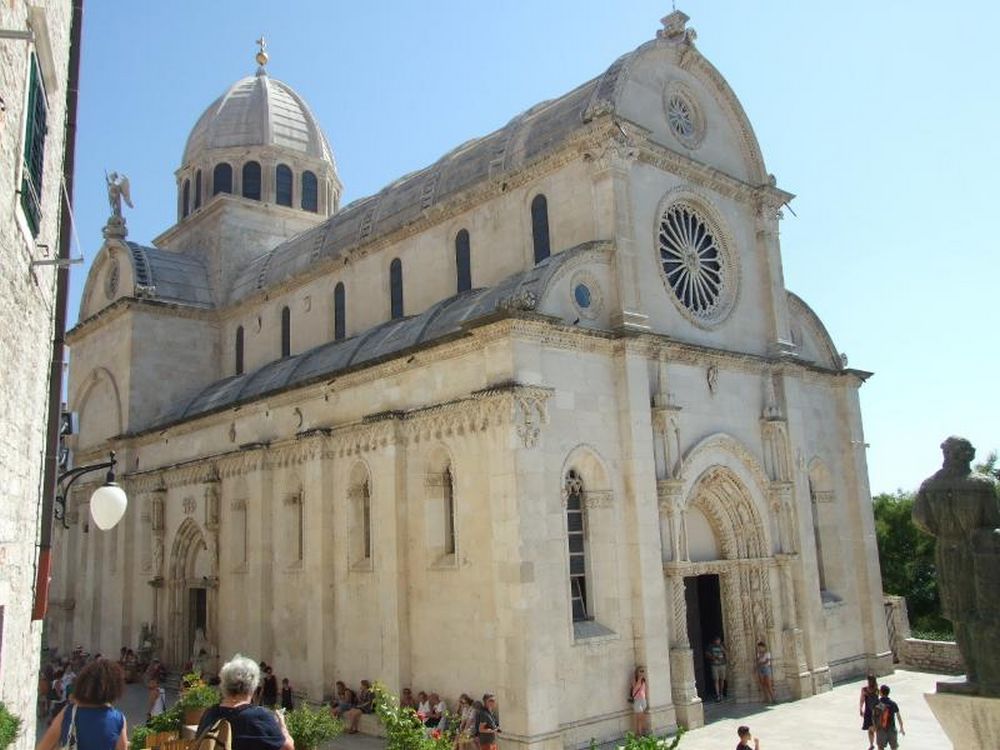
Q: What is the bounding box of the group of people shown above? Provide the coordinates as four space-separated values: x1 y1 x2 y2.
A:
253 661 296 711
330 680 500 748
703 636 777 705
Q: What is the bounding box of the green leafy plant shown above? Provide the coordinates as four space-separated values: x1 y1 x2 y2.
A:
0 702 22 750
284 703 343 750
129 724 153 750
146 704 183 732
176 672 220 711
619 727 685 750
372 683 454 750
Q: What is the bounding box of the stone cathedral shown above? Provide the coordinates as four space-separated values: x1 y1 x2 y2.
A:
53 12 890 748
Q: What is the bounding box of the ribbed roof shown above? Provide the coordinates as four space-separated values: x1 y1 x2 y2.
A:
125 242 214 307
228 48 641 302
182 70 334 166
155 244 599 429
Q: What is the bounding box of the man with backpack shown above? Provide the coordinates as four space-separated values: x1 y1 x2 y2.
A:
871 684 905 750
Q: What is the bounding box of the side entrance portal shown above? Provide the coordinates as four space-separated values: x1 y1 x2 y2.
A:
685 574 724 700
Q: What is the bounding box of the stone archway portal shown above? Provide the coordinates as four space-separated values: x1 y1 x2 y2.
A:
166 518 214 668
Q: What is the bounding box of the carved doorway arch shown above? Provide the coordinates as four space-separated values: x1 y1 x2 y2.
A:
166 517 216 668
669 466 776 705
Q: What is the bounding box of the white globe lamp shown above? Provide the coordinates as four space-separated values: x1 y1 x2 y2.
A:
90 481 128 530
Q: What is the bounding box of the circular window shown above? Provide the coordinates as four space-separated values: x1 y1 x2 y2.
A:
663 84 704 148
104 258 120 300
569 271 603 320
657 202 734 325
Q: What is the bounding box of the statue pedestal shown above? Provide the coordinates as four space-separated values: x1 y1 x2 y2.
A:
925 691 1000 750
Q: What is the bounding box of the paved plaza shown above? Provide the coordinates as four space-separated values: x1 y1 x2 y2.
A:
43 668 951 749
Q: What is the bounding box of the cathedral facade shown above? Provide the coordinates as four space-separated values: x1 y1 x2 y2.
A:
52 12 890 748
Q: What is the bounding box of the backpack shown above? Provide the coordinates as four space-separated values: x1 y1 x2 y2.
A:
872 700 892 730
192 719 232 750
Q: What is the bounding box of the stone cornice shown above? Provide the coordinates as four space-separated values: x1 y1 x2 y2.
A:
67 296 217 343
102 382 554 482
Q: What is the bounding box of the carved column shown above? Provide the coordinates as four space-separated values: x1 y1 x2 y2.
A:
664 569 703 728
149 487 166 657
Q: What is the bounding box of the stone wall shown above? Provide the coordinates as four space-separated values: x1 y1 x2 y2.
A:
902 638 963 675
883 595 964 675
0 3 72 749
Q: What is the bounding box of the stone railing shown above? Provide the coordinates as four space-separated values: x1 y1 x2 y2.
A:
883 595 964 675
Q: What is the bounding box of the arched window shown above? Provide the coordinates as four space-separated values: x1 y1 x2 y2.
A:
349 465 373 565
213 163 232 195
242 161 261 200
443 466 456 555
455 229 472 293
194 169 202 208
182 179 190 218
531 193 551 264
235 326 244 375
280 306 291 358
334 282 346 341
389 258 404 319
301 171 318 212
565 469 590 621
276 164 293 207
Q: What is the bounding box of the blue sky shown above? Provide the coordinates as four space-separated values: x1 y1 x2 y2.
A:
69 1 999 495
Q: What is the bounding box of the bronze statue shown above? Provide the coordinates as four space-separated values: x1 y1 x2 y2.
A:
913 436 1000 696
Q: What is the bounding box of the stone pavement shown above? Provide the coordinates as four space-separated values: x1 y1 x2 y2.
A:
319 669 955 750
40 669 953 749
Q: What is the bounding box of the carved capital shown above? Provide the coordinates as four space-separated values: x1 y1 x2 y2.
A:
657 479 685 511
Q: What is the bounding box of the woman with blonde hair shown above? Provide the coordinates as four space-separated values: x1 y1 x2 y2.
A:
755 641 775 704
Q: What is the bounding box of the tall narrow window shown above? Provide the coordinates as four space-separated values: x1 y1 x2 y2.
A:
443 466 456 555
301 171 318 212
362 479 371 560
242 161 261 200
235 326 245 375
280 306 291 358
276 164 293 207
455 229 472 293
20 54 47 236
194 169 203 208
182 179 191 218
565 470 590 621
334 282 346 340
531 194 551 264
213 163 232 195
389 258 404 319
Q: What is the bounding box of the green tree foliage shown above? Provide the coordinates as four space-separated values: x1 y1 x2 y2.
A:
0 702 21 750
873 490 952 637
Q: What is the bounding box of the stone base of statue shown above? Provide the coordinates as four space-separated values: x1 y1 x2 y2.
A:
925 691 1000 750
103 215 127 239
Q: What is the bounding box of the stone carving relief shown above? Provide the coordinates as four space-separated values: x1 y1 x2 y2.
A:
513 391 550 449
204 483 220 531
706 365 718 394
658 479 686 562
182 495 196 515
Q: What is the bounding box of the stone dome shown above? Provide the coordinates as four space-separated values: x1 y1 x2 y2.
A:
182 69 334 167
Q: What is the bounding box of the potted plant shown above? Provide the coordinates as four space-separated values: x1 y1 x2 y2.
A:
176 672 220 726
0 703 21 750
284 704 343 750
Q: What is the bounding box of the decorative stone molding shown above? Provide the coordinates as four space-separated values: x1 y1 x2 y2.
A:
230 498 247 511
811 490 834 504
182 496 196 515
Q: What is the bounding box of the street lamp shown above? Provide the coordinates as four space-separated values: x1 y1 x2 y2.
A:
54 450 128 530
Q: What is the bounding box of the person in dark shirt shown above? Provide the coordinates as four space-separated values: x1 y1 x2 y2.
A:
260 666 279 707
477 694 500 750
196 655 293 750
873 685 905 750
736 725 759 750
280 678 294 711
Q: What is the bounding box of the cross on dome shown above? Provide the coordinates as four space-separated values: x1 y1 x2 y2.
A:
255 35 269 72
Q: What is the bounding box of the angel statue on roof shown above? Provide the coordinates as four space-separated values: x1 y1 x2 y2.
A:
106 171 133 219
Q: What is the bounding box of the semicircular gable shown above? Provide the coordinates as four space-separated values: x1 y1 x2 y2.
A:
787 291 842 369
610 35 767 185
79 240 134 321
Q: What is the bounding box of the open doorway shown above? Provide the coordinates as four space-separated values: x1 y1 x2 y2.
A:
684 574 724 700
188 587 207 663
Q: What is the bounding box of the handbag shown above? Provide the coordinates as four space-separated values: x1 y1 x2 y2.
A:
61 705 78 750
